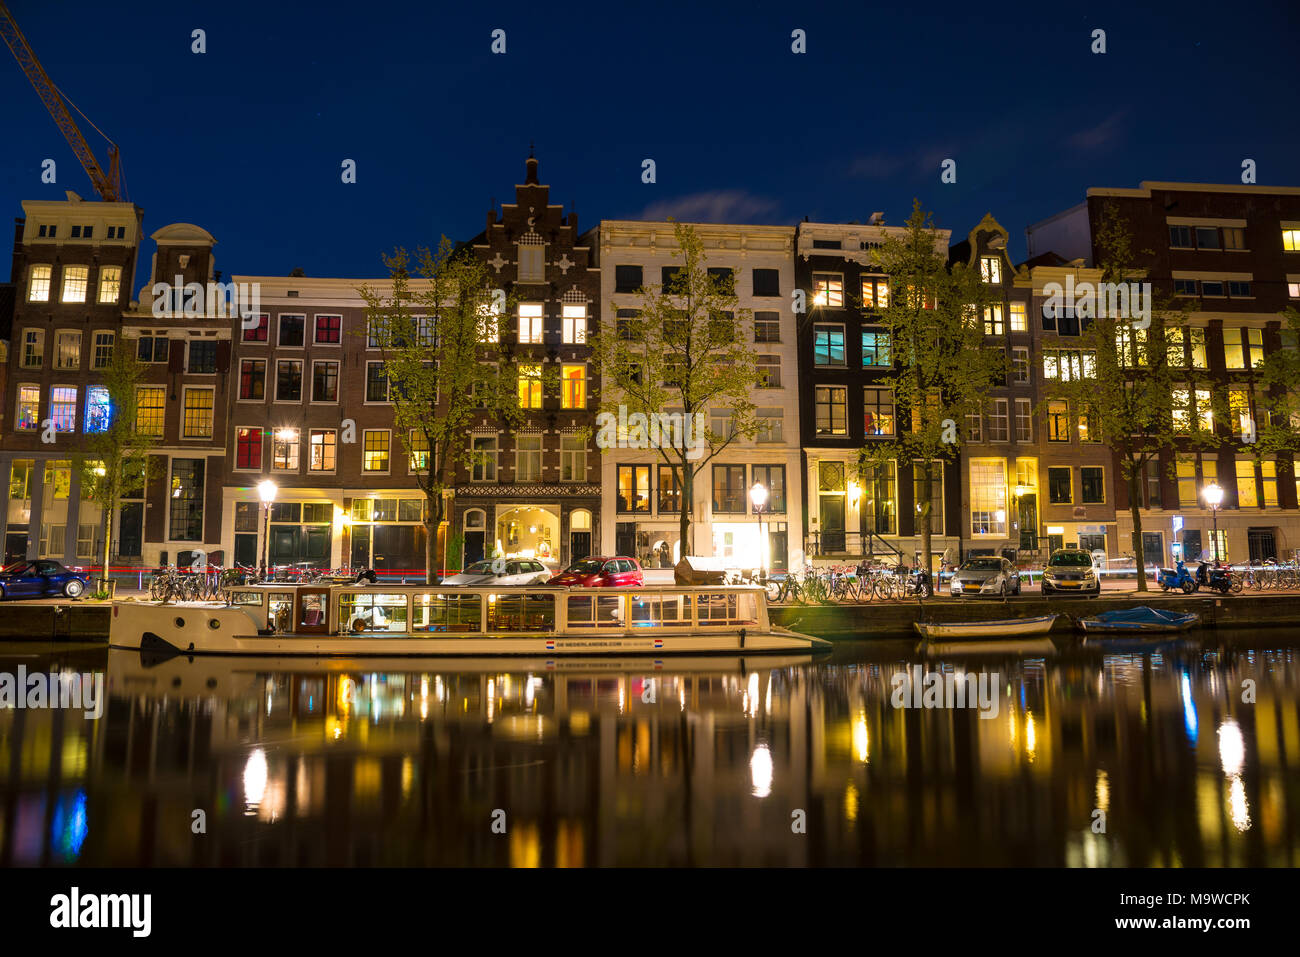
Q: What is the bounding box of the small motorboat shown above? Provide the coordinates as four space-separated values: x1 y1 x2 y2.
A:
1077 606 1200 635
913 614 1058 640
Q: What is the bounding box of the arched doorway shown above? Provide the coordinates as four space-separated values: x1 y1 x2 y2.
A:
569 509 592 563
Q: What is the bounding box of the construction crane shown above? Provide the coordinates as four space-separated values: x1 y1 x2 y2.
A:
0 1 124 202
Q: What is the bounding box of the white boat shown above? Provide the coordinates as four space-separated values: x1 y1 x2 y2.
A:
109 583 830 657
913 614 1059 640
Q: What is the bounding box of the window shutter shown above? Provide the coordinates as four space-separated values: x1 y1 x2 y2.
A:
216 339 231 373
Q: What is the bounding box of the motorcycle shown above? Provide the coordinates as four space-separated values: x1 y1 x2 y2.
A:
1196 562 1243 595
1158 560 1198 593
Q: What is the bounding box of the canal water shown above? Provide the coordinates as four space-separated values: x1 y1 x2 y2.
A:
0 630 1295 867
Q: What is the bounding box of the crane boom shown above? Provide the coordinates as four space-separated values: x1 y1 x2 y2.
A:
0 0 123 202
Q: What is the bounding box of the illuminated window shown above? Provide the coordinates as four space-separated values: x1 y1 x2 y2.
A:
970 458 1007 535
618 465 651 512
862 329 891 367
310 430 336 472
1282 228 1300 251
272 429 300 470
813 324 846 365
1224 329 1246 369
980 256 1002 284
16 385 40 431
561 364 586 409
362 430 390 472
1009 301 1027 332
1047 399 1069 442
1246 328 1265 368
61 266 89 303
863 387 894 436
562 304 586 344
518 364 543 408
408 430 429 472
50 386 77 432
97 266 122 304
236 428 263 469
28 264 52 302
136 387 165 436
982 305 1004 336
518 303 544 343
84 386 110 433
55 332 81 370
812 273 844 308
182 389 214 438
1236 459 1258 508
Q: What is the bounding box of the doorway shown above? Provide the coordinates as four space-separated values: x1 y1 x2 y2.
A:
1142 531 1164 570
118 502 143 558
819 498 845 553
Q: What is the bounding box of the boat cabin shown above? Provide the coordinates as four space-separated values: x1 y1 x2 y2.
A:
223 584 767 638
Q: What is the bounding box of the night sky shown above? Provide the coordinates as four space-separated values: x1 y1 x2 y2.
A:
3 0 1298 281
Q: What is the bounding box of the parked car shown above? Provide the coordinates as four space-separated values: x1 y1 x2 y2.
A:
1041 548 1101 597
949 556 1021 597
442 559 551 586
0 560 90 599
547 556 643 587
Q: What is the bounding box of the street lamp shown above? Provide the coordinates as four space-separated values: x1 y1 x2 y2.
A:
749 481 768 580
1203 482 1224 565
258 479 278 579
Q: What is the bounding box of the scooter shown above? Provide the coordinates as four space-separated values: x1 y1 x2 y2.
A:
1158 560 1198 593
1196 562 1242 595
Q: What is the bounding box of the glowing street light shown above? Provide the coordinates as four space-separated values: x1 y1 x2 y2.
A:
1203 482 1223 564
258 479 278 577
750 481 768 579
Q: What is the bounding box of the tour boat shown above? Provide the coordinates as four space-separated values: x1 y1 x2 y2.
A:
913 614 1059 641
109 583 830 657
1077 606 1201 635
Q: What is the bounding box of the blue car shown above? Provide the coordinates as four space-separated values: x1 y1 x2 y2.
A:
0 560 90 599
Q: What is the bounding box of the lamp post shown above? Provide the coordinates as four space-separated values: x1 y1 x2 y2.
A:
749 481 768 580
1203 482 1223 565
258 479 277 579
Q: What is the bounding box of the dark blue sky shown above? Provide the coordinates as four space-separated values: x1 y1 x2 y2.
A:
3 0 1298 280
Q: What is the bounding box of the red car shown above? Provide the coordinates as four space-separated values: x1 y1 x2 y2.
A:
547 556 643 587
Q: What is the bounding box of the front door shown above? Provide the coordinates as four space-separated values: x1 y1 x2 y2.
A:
464 531 484 567
1142 532 1164 570
819 498 845 553
1017 494 1038 551
118 503 143 558
569 531 591 564
350 524 372 570
4 533 27 567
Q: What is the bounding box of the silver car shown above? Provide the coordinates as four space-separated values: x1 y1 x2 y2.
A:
442 559 552 586
949 556 1022 597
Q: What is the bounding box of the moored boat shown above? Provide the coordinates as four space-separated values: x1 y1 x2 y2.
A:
109 583 830 657
1077 606 1200 635
913 614 1058 641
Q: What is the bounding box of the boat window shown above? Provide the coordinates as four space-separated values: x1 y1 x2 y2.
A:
693 592 759 625
567 594 624 628
229 591 263 606
628 593 687 626
487 593 556 631
268 592 294 631
411 593 481 633
339 593 409 633
298 592 326 629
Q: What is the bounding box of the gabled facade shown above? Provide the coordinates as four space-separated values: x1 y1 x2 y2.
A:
1 192 143 566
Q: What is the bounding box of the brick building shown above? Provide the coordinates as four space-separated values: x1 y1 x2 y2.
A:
1029 181 1300 564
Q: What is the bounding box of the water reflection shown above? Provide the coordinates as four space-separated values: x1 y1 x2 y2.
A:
0 634 1296 866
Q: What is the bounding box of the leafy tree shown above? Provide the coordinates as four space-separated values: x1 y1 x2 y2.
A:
359 239 525 582
857 200 1003 577
1247 305 1300 458
76 343 160 589
589 221 757 557
1044 203 1215 588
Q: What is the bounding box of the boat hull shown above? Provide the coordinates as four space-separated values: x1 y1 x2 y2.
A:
914 614 1058 640
109 600 830 657
1078 606 1201 635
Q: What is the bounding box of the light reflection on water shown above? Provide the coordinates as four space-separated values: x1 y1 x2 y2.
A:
0 632 1296 867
